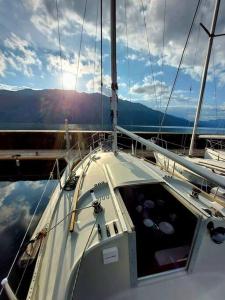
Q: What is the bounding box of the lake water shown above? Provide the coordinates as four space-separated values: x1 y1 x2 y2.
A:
0 180 57 299
0 123 225 134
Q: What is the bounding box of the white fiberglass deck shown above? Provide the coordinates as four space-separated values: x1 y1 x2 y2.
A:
27 151 163 299
26 150 225 300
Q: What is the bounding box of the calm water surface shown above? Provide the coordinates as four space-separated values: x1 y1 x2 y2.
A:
0 123 225 134
0 180 57 299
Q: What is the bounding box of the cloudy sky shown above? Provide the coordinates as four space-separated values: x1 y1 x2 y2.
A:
0 0 225 120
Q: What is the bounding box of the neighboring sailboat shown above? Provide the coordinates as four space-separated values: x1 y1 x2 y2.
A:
2 1 225 300
155 0 225 189
188 0 225 163
204 139 225 161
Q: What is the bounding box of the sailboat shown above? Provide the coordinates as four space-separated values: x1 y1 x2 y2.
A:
204 138 225 161
155 0 225 190
188 0 225 171
2 1 225 299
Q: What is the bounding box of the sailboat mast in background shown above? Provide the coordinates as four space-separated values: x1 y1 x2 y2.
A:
189 0 221 156
110 0 118 153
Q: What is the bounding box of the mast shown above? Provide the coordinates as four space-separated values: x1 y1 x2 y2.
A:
189 0 221 156
110 0 118 153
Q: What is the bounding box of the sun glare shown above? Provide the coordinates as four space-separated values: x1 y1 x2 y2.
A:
62 73 75 90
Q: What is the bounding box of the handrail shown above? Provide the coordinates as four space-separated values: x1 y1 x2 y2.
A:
151 136 187 152
207 139 225 150
116 125 225 189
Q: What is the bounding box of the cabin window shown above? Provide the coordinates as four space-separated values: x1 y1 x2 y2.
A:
119 184 197 277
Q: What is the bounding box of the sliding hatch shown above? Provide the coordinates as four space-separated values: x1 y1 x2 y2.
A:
119 183 198 278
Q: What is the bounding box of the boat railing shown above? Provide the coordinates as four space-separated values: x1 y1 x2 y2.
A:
116 126 225 189
91 132 112 150
151 137 187 154
117 131 212 191
207 139 225 150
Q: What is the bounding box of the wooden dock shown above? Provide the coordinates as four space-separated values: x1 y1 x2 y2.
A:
0 149 71 160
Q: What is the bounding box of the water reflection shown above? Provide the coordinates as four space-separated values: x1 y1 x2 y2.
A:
0 180 57 299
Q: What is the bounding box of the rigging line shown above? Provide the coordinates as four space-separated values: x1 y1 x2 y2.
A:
160 0 167 111
15 257 31 296
75 0 88 91
100 0 103 130
14 204 94 294
182 9 202 149
55 0 64 92
139 0 160 116
158 0 167 139
124 0 132 125
212 46 218 125
47 205 93 233
93 0 100 92
0 162 56 297
157 0 203 138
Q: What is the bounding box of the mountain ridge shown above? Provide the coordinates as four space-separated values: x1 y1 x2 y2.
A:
0 89 223 128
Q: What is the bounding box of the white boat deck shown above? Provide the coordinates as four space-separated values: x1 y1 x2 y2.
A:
27 151 163 299
24 149 225 300
205 147 225 161
28 152 117 299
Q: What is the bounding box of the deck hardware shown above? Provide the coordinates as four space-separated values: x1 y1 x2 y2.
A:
97 224 102 239
113 221 118 234
207 221 225 244
92 200 103 214
106 225 111 237
1 278 18 300
91 190 103 214
190 188 200 199
16 159 20 167
63 175 79 191
203 208 212 216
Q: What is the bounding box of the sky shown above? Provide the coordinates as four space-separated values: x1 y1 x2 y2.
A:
0 0 225 121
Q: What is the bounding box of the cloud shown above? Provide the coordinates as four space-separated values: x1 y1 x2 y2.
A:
86 74 112 95
0 0 225 123
0 83 36 90
0 180 54 234
55 0 225 86
3 33 42 77
0 182 16 208
130 73 225 121
22 0 43 11
126 53 145 62
4 0 225 86
0 51 6 77
46 46 100 89
129 74 201 119
131 76 169 97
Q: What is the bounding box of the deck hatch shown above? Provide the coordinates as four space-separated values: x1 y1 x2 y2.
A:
119 183 198 277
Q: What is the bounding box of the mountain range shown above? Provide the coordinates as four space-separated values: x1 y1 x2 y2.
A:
0 89 223 129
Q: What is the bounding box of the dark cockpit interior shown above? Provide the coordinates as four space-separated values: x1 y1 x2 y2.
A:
119 184 197 277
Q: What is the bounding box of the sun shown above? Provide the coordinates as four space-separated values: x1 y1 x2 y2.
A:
62 72 75 90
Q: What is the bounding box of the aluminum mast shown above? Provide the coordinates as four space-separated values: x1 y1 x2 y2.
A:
189 0 221 156
110 0 118 153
